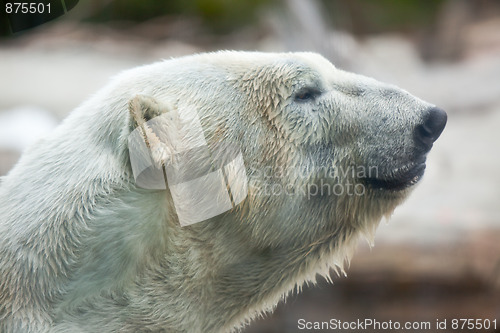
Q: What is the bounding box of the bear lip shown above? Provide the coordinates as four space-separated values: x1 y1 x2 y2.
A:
362 163 426 191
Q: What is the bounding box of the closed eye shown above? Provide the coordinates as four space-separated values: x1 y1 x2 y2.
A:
294 87 321 102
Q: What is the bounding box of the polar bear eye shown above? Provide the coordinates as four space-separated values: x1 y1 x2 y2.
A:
294 88 320 102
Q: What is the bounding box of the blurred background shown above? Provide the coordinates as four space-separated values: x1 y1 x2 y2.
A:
1 0 500 332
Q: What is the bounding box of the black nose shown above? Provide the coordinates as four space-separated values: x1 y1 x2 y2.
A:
415 107 447 150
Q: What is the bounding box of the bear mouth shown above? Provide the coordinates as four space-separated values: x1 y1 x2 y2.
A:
362 163 426 191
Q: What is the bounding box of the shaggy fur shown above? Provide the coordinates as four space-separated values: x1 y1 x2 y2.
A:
0 51 442 332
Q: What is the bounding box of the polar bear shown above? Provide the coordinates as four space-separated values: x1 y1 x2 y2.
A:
0 51 446 333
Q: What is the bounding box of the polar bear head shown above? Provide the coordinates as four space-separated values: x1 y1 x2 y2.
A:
125 51 446 250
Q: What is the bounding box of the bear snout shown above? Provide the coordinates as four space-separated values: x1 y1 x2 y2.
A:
414 106 447 151
359 106 446 192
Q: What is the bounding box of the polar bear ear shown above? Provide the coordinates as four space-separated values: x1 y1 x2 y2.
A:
128 94 172 132
128 94 174 179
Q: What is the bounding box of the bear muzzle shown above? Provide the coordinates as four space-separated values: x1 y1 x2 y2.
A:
361 106 447 192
